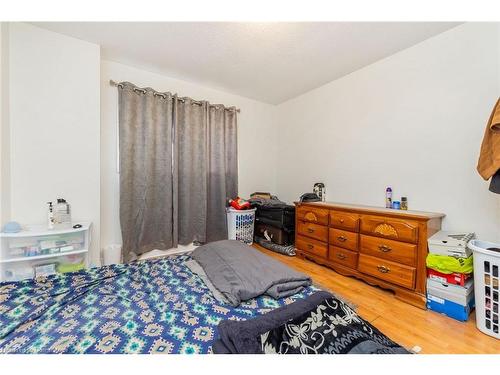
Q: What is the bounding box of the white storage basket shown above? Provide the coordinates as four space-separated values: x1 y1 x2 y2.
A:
470 240 500 339
226 207 256 245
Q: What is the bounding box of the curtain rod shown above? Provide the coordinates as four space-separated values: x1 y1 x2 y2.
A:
109 80 240 113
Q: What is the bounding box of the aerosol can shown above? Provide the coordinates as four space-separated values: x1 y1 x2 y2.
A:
385 187 393 208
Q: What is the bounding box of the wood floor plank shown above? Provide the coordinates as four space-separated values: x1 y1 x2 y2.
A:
253 244 500 354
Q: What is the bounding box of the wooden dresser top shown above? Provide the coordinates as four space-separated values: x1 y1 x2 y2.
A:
295 201 445 220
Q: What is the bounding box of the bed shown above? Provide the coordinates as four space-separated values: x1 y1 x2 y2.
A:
0 243 408 354
0 254 315 354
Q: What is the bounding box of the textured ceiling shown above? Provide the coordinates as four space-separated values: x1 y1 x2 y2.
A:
34 22 460 104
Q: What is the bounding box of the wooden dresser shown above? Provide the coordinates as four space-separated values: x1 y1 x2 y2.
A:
295 202 445 308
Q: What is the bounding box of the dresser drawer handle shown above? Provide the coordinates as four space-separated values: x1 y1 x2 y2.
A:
339 219 345 223
307 228 315 233
307 244 314 250
337 236 347 242
378 244 392 252
377 265 390 273
336 253 346 260
304 212 318 222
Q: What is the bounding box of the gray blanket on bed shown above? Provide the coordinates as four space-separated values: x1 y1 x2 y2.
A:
190 240 312 306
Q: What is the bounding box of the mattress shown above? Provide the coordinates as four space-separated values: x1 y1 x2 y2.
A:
0 254 316 354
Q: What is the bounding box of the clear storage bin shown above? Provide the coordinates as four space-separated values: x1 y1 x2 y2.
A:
1 223 91 282
5 232 85 260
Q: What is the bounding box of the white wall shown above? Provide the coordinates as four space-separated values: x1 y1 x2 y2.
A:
7 23 101 263
275 23 500 241
100 60 277 249
4 22 499 260
1 23 11 225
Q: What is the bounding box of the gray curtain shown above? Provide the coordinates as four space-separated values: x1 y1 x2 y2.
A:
119 83 175 262
118 82 238 261
175 100 238 245
175 98 208 244
205 105 238 243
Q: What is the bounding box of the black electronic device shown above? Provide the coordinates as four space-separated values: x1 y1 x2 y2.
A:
299 193 321 202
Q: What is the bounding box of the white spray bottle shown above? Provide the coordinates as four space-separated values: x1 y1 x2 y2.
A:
47 202 54 230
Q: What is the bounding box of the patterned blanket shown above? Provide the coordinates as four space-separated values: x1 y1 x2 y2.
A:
0 255 316 354
260 296 409 354
213 291 408 354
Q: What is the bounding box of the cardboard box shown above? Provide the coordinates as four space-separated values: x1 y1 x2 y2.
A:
427 268 471 287
426 278 475 321
427 278 474 305
428 231 474 258
427 294 475 322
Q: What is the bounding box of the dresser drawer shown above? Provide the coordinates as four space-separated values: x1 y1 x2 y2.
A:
297 206 329 225
297 221 328 242
296 235 328 258
329 246 358 269
329 210 359 231
359 235 417 267
329 228 358 252
360 215 419 244
358 254 416 289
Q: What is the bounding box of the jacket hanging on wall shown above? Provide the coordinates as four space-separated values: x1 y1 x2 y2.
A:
477 98 500 181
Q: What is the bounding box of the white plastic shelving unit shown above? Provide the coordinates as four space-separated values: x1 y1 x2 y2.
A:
0 222 91 282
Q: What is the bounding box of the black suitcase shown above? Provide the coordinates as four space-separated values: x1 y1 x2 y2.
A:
254 222 294 246
255 205 295 231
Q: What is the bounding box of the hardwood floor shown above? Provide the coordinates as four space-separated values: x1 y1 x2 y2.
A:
254 244 500 354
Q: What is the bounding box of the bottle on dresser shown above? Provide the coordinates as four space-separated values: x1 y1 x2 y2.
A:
385 187 392 208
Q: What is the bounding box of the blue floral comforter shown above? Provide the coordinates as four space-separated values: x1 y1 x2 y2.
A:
0 254 316 354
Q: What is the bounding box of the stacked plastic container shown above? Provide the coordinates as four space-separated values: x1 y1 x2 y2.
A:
426 232 475 321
